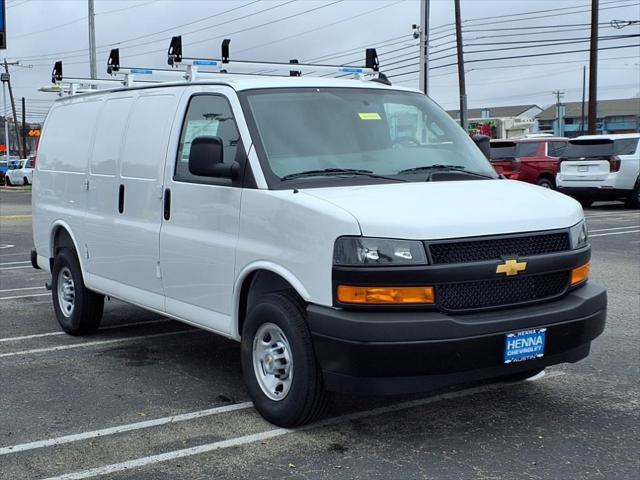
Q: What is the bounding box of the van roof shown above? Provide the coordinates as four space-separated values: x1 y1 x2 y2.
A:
575 133 640 140
53 76 420 101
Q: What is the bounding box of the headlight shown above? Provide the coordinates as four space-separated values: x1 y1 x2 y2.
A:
333 237 428 266
569 220 588 249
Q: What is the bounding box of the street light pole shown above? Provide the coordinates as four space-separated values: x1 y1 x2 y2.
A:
88 0 97 80
418 0 430 95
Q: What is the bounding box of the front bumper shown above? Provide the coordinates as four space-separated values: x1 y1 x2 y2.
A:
307 281 606 395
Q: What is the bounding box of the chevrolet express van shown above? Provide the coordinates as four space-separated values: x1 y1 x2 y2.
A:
32 77 607 427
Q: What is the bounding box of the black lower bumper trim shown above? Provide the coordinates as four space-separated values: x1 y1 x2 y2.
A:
307 282 606 395
558 187 632 200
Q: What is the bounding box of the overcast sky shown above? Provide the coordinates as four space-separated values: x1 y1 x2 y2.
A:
3 0 639 121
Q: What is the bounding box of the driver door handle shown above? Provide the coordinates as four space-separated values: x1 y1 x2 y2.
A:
163 188 171 221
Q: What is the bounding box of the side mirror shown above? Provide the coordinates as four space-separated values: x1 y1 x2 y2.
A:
472 134 491 160
188 136 240 179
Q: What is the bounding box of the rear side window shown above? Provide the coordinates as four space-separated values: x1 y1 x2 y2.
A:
91 97 134 176
516 142 541 158
175 95 240 185
613 138 639 155
38 100 101 173
121 94 176 180
547 141 568 157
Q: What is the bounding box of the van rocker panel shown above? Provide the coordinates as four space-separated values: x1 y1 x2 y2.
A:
306 282 606 394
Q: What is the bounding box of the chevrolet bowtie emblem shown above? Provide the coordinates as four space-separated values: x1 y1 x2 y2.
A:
496 259 528 276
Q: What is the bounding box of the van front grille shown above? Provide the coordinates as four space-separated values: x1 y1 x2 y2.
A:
428 232 569 265
436 271 570 312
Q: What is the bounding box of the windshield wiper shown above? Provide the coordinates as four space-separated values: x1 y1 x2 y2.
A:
280 168 406 182
398 164 494 180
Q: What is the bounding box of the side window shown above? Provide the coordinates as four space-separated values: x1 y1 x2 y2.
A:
547 141 568 157
175 95 240 183
614 138 639 156
516 142 541 158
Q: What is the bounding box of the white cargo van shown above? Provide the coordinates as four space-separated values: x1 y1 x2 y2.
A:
32 54 606 427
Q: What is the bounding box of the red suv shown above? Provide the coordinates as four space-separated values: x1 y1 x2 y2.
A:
490 137 568 189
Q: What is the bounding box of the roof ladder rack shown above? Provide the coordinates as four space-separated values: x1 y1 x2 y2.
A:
40 36 387 97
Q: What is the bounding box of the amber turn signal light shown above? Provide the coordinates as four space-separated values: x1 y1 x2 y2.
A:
570 262 590 286
337 285 435 305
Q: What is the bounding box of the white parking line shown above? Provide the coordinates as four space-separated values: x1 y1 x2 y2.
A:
0 260 30 266
0 318 171 343
589 230 640 237
38 372 561 480
0 329 195 358
0 286 44 293
584 211 640 219
0 293 50 300
0 401 254 456
588 225 640 232
0 265 33 270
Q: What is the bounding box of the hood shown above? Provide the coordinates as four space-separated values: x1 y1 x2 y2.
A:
301 179 583 240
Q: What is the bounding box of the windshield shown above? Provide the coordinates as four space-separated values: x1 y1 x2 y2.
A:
241 88 497 187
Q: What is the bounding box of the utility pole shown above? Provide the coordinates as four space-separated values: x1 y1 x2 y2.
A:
21 97 27 157
553 90 565 137
580 66 586 135
1 72 8 164
88 0 97 80
588 0 598 134
2 60 22 158
418 0 430 95
454 0 467 131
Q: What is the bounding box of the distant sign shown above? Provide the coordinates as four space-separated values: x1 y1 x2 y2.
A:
0 0 5 49
28 129 41 137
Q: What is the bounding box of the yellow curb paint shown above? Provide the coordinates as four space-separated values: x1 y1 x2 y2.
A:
0 215 32 221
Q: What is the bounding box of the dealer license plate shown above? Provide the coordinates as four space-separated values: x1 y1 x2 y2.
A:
578 165 589 172
504 328 546 363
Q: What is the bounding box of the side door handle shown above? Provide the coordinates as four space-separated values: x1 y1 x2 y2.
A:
118 184 125 214
163 188 171 221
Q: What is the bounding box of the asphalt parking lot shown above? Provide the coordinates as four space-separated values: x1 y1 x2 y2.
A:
0 188 638 480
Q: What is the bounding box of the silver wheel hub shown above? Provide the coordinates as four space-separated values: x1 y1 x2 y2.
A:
57 266 75 317
252 323 293 401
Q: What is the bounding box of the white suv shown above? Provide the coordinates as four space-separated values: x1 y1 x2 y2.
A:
32 76 606 427
6 158 35 186
557 133 640 208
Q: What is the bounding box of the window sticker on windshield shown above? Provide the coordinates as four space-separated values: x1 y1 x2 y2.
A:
358 112 381 120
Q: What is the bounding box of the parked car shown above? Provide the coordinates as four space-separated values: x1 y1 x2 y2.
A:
32 76 606 427
557 133 640 208
0 160 7 185
5 158 35 185
490 137 568 189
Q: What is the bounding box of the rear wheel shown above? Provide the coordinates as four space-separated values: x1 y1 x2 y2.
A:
23 176 30 185
625 180 640 209
241 292 329 427
5 177 11 186
536 177 554 189
574 196 593 208
51 248 104 335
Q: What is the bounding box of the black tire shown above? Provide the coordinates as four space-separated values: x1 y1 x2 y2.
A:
536 177 554 189
5 177 11 186
51 248 104 335
625 180 640 209
499 367 545 382
241 292 329 427
23 177 30 186
574 196 593 208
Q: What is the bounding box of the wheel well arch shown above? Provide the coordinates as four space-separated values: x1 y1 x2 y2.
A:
49 223 80 271
235 268 306 339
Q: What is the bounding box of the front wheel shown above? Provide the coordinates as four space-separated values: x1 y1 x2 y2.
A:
241 292 329 427
5 177 11 186
23 177 30 186
51 248 104 335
